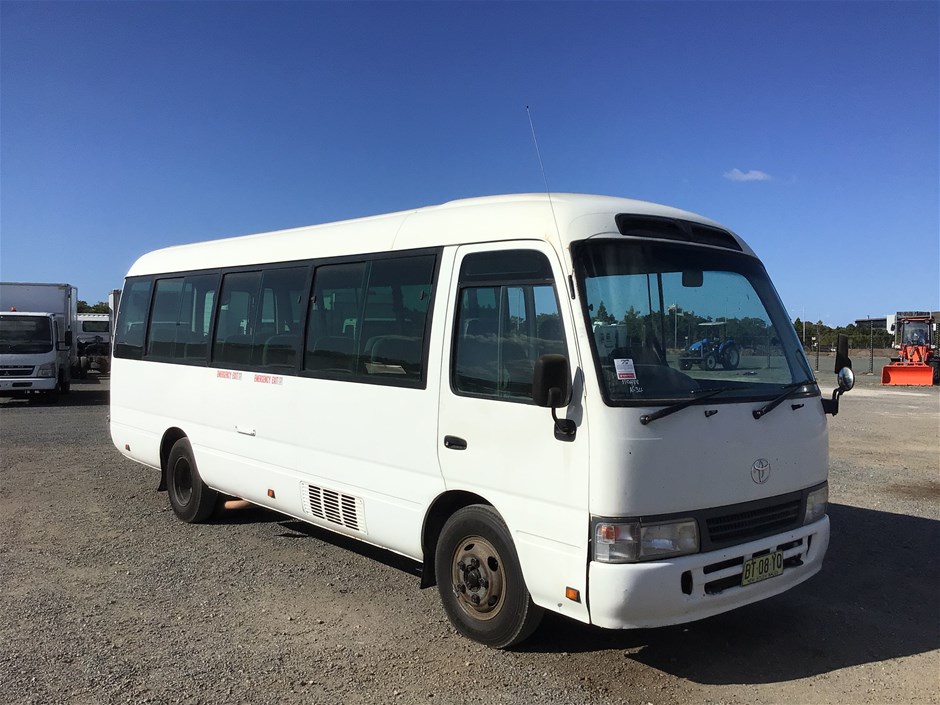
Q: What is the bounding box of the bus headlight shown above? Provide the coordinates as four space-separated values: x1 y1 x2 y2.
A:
37 363 56 378
594 519 699 563
804 484 828 525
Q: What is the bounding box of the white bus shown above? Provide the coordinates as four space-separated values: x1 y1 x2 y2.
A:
110 193 853 648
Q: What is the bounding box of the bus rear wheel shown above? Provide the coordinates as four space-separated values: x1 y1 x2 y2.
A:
167 438 218 523
435 505 543 648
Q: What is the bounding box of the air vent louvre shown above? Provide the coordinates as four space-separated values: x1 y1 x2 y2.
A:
301 483 365 533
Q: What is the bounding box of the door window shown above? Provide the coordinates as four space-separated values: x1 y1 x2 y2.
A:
452 251 565 402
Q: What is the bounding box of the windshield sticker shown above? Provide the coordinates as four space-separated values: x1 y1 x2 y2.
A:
614 358 637 381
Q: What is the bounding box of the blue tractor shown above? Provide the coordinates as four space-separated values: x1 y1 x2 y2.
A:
679 321 740 371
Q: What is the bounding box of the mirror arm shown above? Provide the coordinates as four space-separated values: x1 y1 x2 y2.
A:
551 406 577 440
821 387 844 416
547 386 576 440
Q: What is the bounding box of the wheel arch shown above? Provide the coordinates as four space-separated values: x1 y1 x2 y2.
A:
420 490 492 589
158 427 188 491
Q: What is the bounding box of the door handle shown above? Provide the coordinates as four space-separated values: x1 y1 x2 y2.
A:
443 435 467 450
235 425 256 437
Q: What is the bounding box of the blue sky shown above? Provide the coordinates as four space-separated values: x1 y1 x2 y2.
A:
2 1 937 326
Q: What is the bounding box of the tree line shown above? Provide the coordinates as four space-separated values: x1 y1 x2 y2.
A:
793 318 893 350
591 301 896 352
77 300 110 314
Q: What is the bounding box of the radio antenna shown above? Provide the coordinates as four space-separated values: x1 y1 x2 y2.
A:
525 105 563 251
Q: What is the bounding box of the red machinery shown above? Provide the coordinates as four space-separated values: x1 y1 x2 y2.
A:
881 312 939 385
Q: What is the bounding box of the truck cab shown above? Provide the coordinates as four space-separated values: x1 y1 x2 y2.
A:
76 313 112 375
0 310 72 399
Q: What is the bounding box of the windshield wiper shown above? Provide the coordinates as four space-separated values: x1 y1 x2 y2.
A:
752 379 814 420
639 387 732 426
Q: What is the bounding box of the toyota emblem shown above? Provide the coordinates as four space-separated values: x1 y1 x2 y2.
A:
751 458 771 484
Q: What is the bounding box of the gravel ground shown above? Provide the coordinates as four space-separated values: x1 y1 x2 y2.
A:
1 363 937 705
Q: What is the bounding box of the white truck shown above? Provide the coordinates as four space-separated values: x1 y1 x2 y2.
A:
76 313 112 376
0 282 79 401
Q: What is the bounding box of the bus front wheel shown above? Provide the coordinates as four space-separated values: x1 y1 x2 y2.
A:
435 505 543 648
167 438 218 523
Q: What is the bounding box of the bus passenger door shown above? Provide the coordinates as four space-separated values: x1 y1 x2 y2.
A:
436 242 590 623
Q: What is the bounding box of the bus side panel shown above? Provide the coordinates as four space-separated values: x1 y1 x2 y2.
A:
196 372 445 560
109 357 184 471
111 246 454 562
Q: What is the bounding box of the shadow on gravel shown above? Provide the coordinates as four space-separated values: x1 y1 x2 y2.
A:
518 503 940 683
1 387 109 408
277 519 424 578
204 510 423 575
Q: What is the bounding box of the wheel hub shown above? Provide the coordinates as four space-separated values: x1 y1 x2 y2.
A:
451 537 503 619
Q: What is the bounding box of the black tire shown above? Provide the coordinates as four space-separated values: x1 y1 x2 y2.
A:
35 389 58 404
435 505 543 648
704 353 718 371
721 345 740 370
679 360 692 371
41 374 63 403
166 438 218 523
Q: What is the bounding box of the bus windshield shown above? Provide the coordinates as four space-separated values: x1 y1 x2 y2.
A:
573 240 814 404
0 315 54 354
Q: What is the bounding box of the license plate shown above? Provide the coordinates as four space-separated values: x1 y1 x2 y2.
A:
741 550 784 586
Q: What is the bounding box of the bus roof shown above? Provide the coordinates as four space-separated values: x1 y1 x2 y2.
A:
126 193 755 276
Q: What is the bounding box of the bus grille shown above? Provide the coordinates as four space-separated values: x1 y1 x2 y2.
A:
706 499 802 546
301 483 366 534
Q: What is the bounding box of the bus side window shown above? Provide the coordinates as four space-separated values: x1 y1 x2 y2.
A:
256 267 307 371
177 274 218 363
303 254 435 383
305 262 366 374
143 274 220 363
114 278 153 360
360 256 435 380
212 272 261 368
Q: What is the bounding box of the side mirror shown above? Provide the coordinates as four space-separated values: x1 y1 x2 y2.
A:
533 354 576 438
837 366 855 393
65 330 73 347
533 354 570 407
822 334 853 416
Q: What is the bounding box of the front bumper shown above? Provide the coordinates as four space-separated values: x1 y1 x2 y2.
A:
588 515 829 629
0 377 57 394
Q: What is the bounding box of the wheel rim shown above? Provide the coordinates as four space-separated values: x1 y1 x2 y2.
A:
705 355 717 370
172 457 194 505
727 349 739 366
450 536 505 621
